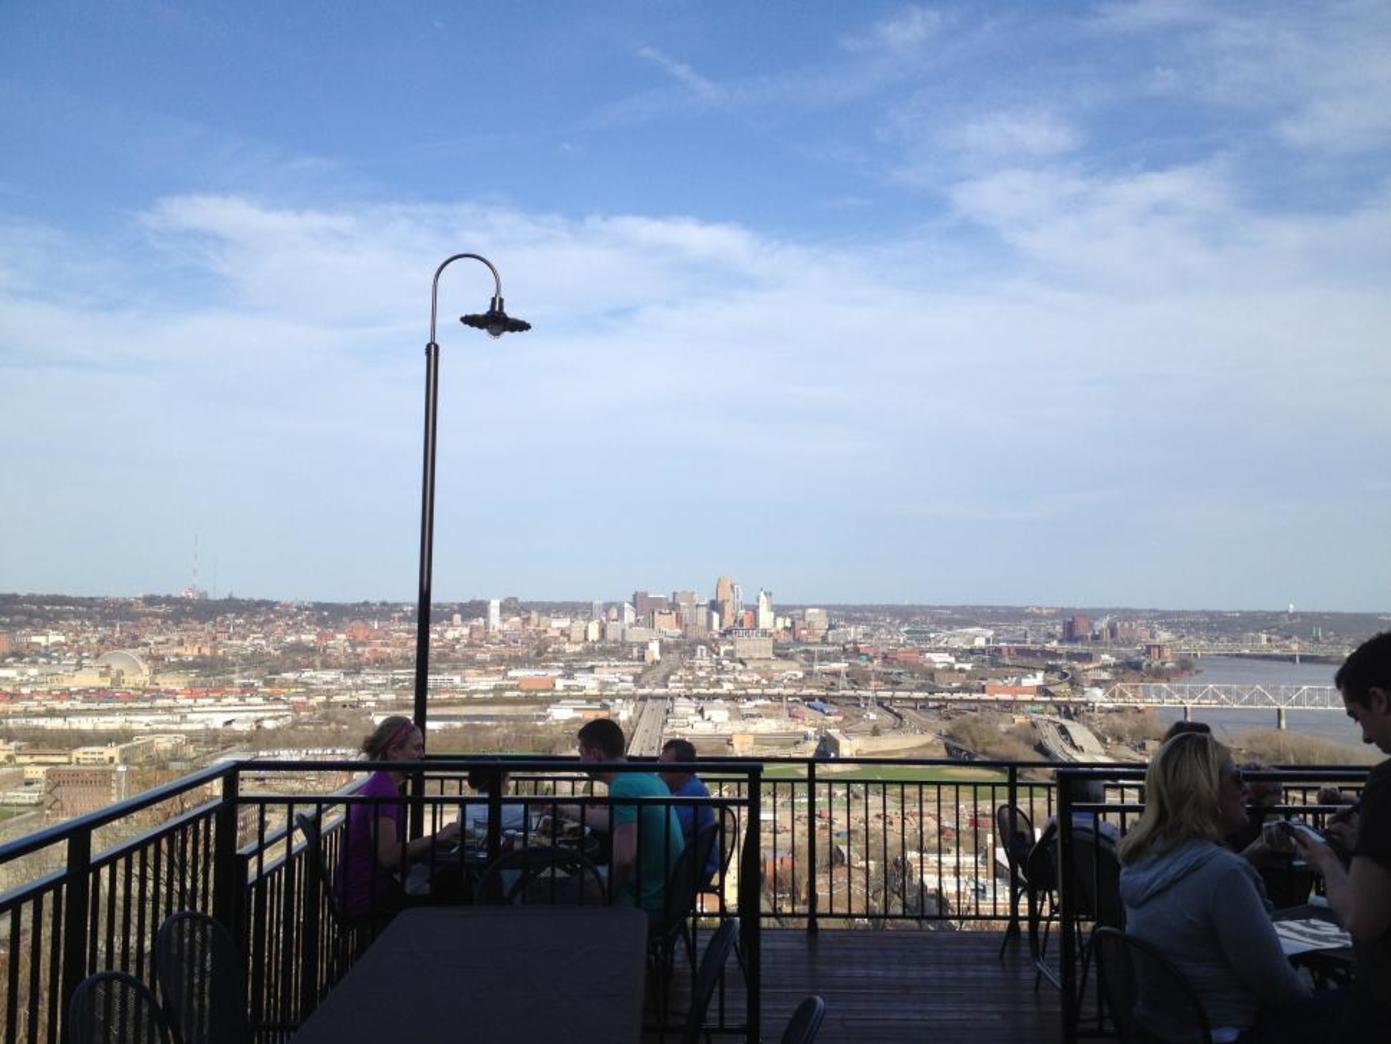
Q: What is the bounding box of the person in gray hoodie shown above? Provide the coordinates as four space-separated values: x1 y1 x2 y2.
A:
1118 732 1309 1042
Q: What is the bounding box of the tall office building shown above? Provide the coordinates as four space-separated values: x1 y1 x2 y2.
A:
621 602 636 626
714 576 735 636
756 589 774 631
673 590 698 628
633 591 668 616
731 584 744 628
1063 614 1093 643
487 599 501 632
591 600 604 622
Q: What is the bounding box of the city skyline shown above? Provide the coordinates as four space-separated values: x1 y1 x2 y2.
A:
2 3 1390 611
1 585 1386 620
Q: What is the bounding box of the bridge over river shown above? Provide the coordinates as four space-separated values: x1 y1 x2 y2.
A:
647 684 1343 712
1097 683 1342 710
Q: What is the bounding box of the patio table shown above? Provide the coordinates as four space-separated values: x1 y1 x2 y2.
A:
292 905 647 1044
1273 901 1355 985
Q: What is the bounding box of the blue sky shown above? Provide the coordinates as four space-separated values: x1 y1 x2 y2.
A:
2 1 1389 610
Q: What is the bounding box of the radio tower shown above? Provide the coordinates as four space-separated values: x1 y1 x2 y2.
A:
182 533 209 600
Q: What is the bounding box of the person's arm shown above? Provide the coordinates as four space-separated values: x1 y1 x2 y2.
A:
556 802 612 832
1297 836 1391 943
372 813 459 869
672 801 695 838
1239 834 1284 869
1210 863 1309 1005
608 821 637 894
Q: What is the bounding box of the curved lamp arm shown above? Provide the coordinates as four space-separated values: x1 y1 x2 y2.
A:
428 253 503 344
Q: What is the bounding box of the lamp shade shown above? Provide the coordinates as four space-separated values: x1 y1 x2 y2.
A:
462 295 531 338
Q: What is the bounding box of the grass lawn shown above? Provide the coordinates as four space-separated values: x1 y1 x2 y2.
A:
760 763 1005 784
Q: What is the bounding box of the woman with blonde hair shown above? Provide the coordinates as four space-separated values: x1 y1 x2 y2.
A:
1118 732 1307 1042
339 716 459 918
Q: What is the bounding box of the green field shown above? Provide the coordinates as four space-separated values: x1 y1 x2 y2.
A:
760 763 1005 784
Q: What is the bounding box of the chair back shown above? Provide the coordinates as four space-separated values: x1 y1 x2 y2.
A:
779 995 827 1044
678 919 741 1044
1092 927 1212 1044
154 911 253 1044
995 804 1035 877
67 971 174 1044
295 812 351 926
1071 828 1123 928
477 845 606 905
656 821 719 937
712 805 740 882
1024 820 1058 894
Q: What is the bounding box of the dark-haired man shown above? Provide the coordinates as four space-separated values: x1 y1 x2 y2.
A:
1161 719 1212 743
571 718 685 916
659 738 720 884
1294 631 1391 1034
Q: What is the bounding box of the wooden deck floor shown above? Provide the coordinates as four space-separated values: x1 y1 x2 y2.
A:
657 928 1062 1043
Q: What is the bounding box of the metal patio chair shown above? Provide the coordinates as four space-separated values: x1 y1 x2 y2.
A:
678 918 741 1044
67 971 174 1044
1092 927 1212 1044
154 911 253 1044
779 995 827 1044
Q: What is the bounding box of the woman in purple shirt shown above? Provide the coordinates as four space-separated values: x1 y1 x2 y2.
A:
339 716 459 918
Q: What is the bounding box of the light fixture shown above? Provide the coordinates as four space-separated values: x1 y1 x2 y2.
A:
413 254 531 742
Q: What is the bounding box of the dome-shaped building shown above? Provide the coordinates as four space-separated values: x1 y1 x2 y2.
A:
96 649 152 688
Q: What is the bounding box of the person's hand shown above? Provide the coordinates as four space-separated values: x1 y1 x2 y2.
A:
435 820 461 846
1292 827 1338 875
1261 821 1296 854
1325 818 1358 855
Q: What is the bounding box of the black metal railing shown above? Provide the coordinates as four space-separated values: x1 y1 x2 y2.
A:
0 756 778 1044
8 753 1362 1044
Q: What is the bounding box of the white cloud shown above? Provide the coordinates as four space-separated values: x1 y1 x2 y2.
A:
889 107 1082 186
841 5 944 54
635 46 723 102
2 177 1389 604
947 111 1081 159
1095 0 1391 154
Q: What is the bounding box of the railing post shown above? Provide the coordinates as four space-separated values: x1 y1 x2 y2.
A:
213 770 240 934
806 759 818 934
1057 770 1078 1044
1005 763 1020 937
487 765 503 855
486 764 503 866
738 764 762 1044
60 825 92 1015
409 771 425 841
300 809 324 1014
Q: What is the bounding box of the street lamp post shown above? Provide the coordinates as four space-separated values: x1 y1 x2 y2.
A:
413 254 530 742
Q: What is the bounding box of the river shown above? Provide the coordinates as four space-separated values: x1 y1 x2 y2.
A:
1150 655 1364 746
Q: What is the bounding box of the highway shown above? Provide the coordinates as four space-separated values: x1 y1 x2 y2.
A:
627 695 669 756
1035 715 1113 763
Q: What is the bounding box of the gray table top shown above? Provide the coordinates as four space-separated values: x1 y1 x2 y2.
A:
293 905 648 1044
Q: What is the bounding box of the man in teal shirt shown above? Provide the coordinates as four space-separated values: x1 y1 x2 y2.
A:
572 718 685 916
